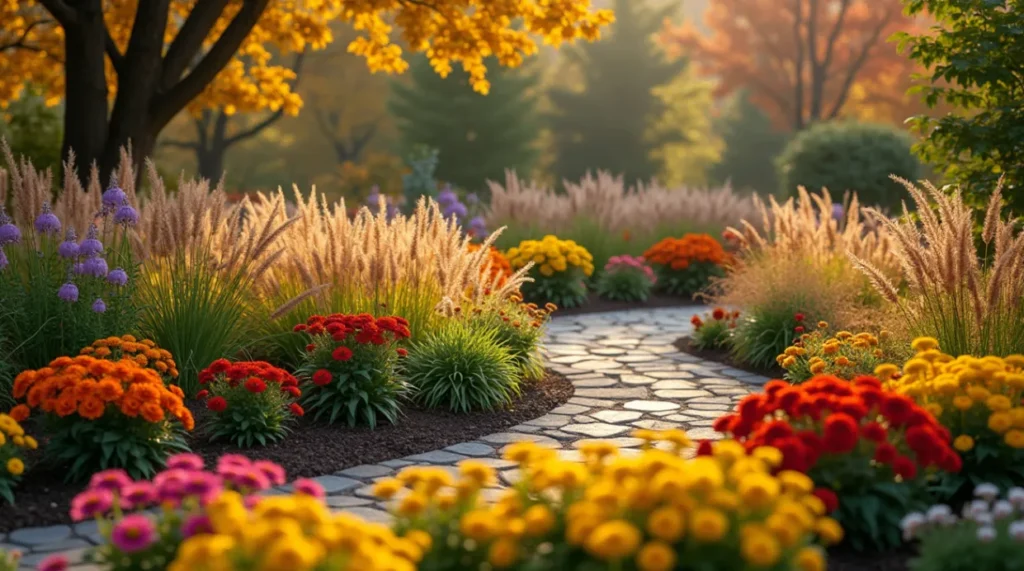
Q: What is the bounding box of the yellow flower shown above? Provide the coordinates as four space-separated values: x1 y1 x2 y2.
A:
263 535 323 571
397 492 429 516
373 478 403 499
874 363 899 379
782 356 797 368
636 541 676 571
795 546 827 571
989 412 1014 433
809 361 826 374
404 530 432 552
539 263 554 277
0 433 5 446
1005 430 1024 449
953 435 975 452
903 358 931 375
817 321 828 329
458 460 496 486
23 435 37 449
584 520 642 560
488 538 518 568
691 508 728 542
911 337 940 352
777 470 814 494
6 457 24 476
815 517 844 545
646 506 685 542
953 395 975 410
460 510 498 541
987 395 1012 411
967 386 992 401
523 504 556 536
737 472 780 509
741 529 781 567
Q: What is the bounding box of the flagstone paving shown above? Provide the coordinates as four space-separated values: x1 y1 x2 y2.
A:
1 306 770 570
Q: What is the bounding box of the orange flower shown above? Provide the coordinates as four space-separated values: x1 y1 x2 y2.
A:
643 234 730 270
140 403 165 423
154 361 169 373
49 356 74 368
97 379 124 402
87 360 115 377
135 354 149 367
75 379 99 401
56 395 78 417
78 397 106 420
120 397 143 418
468 243 514 288
79 346 95 355
176 408 196 431
93 347 112 358
168 385 185 399
9 404 30 422
122 334 137 343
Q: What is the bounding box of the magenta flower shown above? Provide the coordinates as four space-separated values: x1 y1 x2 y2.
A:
119 481 157 511
293 478 326 500
182 471 223 500
216 454 251 472
69 489 114 521
110 514 156 553
220 465 270 492
252 460 287 486
166 453 205 471
153 469 190 505
36 553 68 571
180 514 212 538
89 469 132 494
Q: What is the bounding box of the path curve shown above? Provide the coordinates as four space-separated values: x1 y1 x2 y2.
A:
1 306 770 570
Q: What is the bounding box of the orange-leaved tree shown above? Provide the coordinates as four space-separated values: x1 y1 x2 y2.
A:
0 0 614 185
662 0 926 131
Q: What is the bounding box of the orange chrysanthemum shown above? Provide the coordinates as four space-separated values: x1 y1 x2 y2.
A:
643 234 731 271
80 335 179 380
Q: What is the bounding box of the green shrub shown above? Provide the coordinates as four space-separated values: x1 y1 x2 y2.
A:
731 303 812 371
690 308 738 350
195 360 302 448
775 121 921 210
469 298 551 381
402 320 519 413
594 255 656 302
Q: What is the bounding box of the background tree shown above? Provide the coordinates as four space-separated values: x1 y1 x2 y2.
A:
662 0 919 131
708 90 790 195
646 68 724 187
0 0 614 185
897 0 1024 213
547 0 685 186
389 55 542 193
0 91 63 178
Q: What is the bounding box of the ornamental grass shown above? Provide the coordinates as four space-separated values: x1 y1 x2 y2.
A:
850 177 1024 357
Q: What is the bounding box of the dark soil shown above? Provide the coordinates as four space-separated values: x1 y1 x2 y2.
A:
828 545 915 571
0 370 573 533
673 335 786 379
552 292 702 317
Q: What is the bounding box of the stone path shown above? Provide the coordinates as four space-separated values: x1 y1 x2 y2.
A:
1 306 769 570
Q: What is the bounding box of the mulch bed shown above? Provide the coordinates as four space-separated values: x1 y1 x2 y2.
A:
828 545 915 571
551 292 702 317
673 335 786 379
0 370 573 533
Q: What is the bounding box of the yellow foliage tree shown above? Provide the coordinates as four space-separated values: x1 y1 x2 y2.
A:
0 0 614 184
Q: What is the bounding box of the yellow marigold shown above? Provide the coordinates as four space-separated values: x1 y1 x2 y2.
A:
690 508 728 542
636 541 676 571
953 435 975 452
1005 430 1024 449
460 510 498 541
815 518 844 545
911 337 940 352
488 538 518 568
6 457 25 476
795 547 827 571
584 520 642 560
646 506 685 542
741 529 781 567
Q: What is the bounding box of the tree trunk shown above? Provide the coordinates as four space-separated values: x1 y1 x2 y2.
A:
60 1 109 185
196 146 226 182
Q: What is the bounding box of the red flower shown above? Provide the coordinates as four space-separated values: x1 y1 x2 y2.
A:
283 386 301 398
305 343 316 352
331 332 348 342
764 380 789 398
207 396 228 413
813 488 839 513
312 369 333 386
873 442 897 464
289 403 305 417
794 325 805 333
397 348 408 357
208 358 231 374
198 371 215 384
794 313 805 322
712 308 726 320
370 334 387 346
308 324 325 335
852 375 882 389
244 377 267 394
196 390 209 400
837 397 868 420
762 420 795 441
331 346 354 362
690 315 703 329
775 437 810 472
355 331 375 345
226 365 248 381
738 395 765 423
892 456 918 479
880 394 915 426
712 415 735 433
292 323 307 332
696 440 714 456
860 421 888 443
823 413 859 453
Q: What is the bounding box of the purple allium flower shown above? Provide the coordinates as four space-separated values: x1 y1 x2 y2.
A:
252 460 287 486
34 203 61 235
437 186 458 207
89 469 132 494
119 481 157 511
180 514 212 538
832 203 845 221
445 202 468 219
0 209 21 245
81 256 108 278
58 229 79 259
293 478 326 500
110 514 156 553
466 192 479 206
102 185 127 208
113 201 138 226
0 248 7 272
69 488 114 521
36 553 68 571
106 268 129 287
57 282 79 303
91 298 106 313
166 453 205 471
78 225 103 257
468 215 487 237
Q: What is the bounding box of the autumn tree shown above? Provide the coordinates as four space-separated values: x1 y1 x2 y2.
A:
662 0 919 131
0 0 614 185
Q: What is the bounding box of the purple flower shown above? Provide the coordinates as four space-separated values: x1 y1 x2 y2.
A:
34 203 61 235
437 186 458 207
466 192 479 206
180 514 212 538
166 453 204 471
106 268 129 287
102 185 127 208
252 460 287 486
113 202 138 226
58 229 80 259
57 282 79 303
445 202 468 220
36 553 68 571
89 469 132 494
0 209 21 245
468 216 488 237
91 298 106 313
832 203 845 221
0 248 7 272
81 256 108 278
110 514 156 553
78 225 103 257
119 481 157 511
293 478 326 500
69 489 114 521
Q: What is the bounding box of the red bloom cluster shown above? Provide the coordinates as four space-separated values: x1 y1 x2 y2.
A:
714 375 961 481
196 360 302 414
295 313 411 354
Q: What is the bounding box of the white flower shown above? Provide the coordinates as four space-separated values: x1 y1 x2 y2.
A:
1008 487 1024 508
926 504 954 524
993 500 1015 519
975 483 1001 502
1009 520 1024 541
967 499 992 519
901 512 927 540
977 526 998 543
973 512 995 527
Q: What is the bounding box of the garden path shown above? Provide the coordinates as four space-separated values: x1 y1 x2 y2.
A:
1 306 770 570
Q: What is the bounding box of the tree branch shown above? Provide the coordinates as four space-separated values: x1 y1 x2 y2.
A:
105 29 124 73
792 0 806 130
159 138 200 150
820 0 853 74
160 0 230 90
38 0 76 27
826 8 896 120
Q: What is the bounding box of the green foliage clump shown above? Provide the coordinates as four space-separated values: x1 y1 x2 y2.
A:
690 308 738 351
709 90 789 195
775 121 921 210
0 93 62 179
196 360 301 448
400 145 440 212
730 304 809 372
594 256 656 302
402 320 519 413
469 299 551 382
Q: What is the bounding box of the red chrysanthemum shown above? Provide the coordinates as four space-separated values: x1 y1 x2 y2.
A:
207 396 228 413
283 386 301 398
312 369 333 386
289 403 305 417
823 413 859 453
892 456 918 479
244 377 267 394
397 348 408 357
331 346 354 362
860 421 888 443
873 442 897 464
196 389 209 400
813 488 839 513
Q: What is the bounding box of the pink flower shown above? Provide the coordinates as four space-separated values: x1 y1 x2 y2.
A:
180 514 212 538
88 469 131 494
110 514 156 553
216 454 252 472
253 460 287 486
182 471 223 502
37 554 68 571
69 489 114 521
293 478 326 500
153 469 190 505
119 482 157 511
166 453 204 471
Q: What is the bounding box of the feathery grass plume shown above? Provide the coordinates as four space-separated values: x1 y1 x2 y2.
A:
485 170 759 269
249 188 531 366
852 176 1024 356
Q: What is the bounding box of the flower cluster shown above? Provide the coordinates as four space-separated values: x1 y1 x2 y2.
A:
879 338 1024 496
169 486 420 571
11 355 193 481
595 255 656 302
779 326 908 384
507 236 594 308
714 375 960 550
79 335 179 382
902 484 1024 571
196 360 302 448
690 307 739 350
381 431 839 571
469 295 554 381
643 234 730 296
365 186 401 220
295 313 409 427
0 413 38 504
438 185 488 238
468 243 513 288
